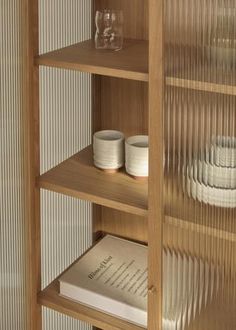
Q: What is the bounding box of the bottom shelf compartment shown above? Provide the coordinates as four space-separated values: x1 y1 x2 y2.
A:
38 280 144 330
38 235 147 330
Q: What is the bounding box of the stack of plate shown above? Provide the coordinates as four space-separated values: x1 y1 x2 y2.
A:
125 135 149 178
93 130 124 172
210 136 236 168
186 136 236 208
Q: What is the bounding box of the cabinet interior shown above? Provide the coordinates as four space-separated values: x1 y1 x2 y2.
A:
92 0 149 244
25 0 236 328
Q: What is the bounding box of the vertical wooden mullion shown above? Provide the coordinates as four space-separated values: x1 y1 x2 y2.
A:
23 0 41 329
148 0 164 330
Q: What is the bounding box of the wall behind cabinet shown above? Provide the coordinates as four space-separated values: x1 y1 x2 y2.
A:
39 1 93 330
0 0 93 329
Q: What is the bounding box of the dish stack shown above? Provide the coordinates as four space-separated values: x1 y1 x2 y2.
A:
186 136 236 208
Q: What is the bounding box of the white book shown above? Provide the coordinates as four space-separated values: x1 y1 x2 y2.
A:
59 235 148 327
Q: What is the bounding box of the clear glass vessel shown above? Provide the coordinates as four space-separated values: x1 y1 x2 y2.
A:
95 10 124 50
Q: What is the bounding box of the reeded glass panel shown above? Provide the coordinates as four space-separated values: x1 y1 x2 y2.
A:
164 1 236 329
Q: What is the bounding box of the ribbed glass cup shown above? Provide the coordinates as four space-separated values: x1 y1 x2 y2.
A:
95 10 124 50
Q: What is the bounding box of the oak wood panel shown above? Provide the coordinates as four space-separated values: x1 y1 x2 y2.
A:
99 208 148 243
35 39 148 82
100 77 148 136
148 1 164 330
94 0 148 40
23 0 42 329
38 146 148 217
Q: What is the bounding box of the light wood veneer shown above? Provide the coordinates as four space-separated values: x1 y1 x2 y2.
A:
35 39 148 82
38 146 148 217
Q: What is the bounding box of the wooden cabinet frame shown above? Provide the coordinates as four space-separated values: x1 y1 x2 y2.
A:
24 0 164 329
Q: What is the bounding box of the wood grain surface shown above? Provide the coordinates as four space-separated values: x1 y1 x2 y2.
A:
36 39 148 82
38 146 148 217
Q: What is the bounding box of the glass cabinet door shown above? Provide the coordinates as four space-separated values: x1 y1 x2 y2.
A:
163 0 236 329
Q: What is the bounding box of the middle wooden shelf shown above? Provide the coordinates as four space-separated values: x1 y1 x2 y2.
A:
38 145 236 242
38 145 148 217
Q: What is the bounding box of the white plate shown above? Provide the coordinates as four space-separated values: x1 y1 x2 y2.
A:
186 165 236 208
192 159 236 189
210 136 236 167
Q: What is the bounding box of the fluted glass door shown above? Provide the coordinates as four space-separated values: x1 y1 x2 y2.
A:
163 1 236 329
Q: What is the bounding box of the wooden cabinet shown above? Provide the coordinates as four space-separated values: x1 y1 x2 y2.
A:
24 0 236 329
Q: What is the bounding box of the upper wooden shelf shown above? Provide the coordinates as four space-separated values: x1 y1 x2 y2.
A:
165 50 236 95
35 39 148 82
38 146 148 217
38 278 145 330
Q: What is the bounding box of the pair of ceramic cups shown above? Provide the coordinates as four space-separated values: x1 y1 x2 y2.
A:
93 130 149 178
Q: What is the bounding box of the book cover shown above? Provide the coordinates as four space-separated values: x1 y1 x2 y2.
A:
59 235 148 327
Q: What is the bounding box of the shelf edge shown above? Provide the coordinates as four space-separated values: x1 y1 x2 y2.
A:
166 76 236 95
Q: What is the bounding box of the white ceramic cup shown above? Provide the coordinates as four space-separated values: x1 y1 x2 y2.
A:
93 130 124 172
125 135 149 178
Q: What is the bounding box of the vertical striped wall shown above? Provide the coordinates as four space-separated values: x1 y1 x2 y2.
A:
1 0 93 329
38 1 92 330
0 0 27 329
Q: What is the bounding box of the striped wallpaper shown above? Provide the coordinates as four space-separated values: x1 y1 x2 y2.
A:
0 0 27 329
39 1 93 330
1 0 93 329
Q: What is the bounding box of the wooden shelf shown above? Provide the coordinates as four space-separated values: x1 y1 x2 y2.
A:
35 39 148 82
165 46 236 95
164 174 236 242
38 146 148 217
38 279 145 330
166 76 236 96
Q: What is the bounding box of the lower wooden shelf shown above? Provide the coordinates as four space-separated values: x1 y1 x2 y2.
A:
38 280 145 330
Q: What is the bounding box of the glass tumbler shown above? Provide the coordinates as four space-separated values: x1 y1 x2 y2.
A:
95 10 124 50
